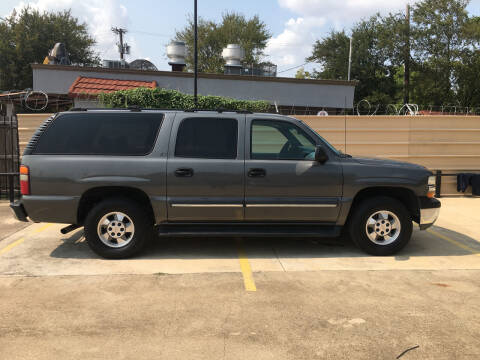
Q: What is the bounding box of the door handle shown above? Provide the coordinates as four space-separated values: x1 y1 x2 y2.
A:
175 168 194 177
248 168 266 177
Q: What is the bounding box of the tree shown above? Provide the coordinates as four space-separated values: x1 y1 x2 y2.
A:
0 7 99 91
307 14 405 103
174 12 271 73
411 0 471 105
307 0 479 108
454 15 480 108
295 67 312 79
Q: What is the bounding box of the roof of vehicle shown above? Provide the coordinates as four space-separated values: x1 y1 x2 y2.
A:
63 107 284 117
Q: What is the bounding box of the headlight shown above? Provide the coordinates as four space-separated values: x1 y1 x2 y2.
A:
427 176 436 197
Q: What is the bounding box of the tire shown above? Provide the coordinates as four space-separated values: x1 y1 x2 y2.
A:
348 196 412 256
84 198 154 259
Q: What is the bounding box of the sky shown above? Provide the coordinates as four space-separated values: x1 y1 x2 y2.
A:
1 0 480 77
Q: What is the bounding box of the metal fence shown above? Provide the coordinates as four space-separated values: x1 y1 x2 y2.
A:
0 111 20 200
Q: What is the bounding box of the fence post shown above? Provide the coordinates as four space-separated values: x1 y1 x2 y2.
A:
8 174 14 203
435 170 442 198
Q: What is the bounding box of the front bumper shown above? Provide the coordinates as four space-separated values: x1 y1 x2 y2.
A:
10 201 29 222
419 197 441 230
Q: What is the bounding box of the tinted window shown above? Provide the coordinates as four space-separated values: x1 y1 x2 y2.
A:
175 118 238 159
33 113 162 155
251 120 316 160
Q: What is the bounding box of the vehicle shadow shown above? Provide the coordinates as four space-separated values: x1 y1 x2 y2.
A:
50 225 480 260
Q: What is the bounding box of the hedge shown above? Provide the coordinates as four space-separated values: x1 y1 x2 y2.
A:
98 87 271 112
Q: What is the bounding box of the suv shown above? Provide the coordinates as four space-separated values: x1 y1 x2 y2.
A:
11 109 440 258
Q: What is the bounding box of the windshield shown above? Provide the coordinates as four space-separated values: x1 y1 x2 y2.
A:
299 119 342 156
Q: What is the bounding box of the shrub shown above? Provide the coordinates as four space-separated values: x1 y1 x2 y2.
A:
98 87 271 112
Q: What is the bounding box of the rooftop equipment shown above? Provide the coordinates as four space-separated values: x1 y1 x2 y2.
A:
222 44 245 75
43 43 70 65
167 41 187 72
129 59 158 71
102 60 129 69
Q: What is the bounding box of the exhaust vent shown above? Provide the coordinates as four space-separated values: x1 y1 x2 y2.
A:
167 41 187 72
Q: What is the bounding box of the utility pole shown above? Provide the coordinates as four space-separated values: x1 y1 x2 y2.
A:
193 0 198 107
112 27 128 60
347 37 352 81
404 4 410 104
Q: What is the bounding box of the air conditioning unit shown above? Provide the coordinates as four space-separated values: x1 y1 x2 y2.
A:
102 60 129 69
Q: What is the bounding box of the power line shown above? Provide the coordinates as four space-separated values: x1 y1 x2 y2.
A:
129 29 171 38
277 61 313 74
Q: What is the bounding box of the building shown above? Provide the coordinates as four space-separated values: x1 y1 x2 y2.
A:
32 63 356 114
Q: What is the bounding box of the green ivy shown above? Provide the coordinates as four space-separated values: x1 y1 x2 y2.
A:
98 87 271 113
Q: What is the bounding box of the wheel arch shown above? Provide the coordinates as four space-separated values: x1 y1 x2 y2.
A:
347 187 420 225
77 186 155 225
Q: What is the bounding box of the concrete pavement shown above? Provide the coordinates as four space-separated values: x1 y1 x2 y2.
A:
0 201 30 242
0 197 479 359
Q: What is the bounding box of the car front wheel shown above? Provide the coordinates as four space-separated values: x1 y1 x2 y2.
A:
348 196 413 256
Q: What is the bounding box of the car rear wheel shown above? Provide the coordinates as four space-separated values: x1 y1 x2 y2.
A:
348 196 412 256
84 198 153 259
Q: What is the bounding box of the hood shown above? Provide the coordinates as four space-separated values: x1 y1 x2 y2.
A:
351 156 428 171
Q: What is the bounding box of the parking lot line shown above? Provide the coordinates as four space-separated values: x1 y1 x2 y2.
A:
31 223 53 234
236 239 257 292
0 237 26 255
427 228 480 256
0 223 52 256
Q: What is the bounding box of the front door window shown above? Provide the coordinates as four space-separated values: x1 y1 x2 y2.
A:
251 120 316 160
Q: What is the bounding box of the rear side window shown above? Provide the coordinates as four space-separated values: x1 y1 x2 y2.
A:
175 117 238 159
33 113 163 155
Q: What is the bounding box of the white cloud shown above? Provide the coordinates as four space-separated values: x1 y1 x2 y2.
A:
279 0 416 22
270 0 420 76
11 0 141 61
266 16 326 74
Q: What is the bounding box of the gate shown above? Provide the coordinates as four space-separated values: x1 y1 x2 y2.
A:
0 111 20 201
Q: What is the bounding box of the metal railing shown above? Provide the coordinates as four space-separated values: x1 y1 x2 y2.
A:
0 173 19 202
434 170 480 198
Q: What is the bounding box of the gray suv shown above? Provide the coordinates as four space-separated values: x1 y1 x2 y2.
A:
11 108 440 258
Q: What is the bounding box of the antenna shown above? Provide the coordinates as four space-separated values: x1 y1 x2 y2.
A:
193 0 198 107
344 96 347 154
348 37 352 81
112 27 129 60
404 4 411 104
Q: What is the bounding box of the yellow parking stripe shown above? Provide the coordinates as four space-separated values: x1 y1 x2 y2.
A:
31 223 53 233
236 240 256 292
0 237 25 255
427 228 480 256
0 223 52 256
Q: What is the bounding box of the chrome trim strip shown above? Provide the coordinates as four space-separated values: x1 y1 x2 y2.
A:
246 204 337 208
171 203 338 208
171 204 243 208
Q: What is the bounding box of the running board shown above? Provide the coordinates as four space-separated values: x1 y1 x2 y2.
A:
157 224 341 238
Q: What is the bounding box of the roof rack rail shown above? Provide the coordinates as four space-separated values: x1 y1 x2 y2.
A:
127 105 141 111
69 107 141 112
68 107 254 114
185 107 253 114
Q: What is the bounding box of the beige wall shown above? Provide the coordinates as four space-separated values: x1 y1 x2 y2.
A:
18 114 480 196
297 115 480 195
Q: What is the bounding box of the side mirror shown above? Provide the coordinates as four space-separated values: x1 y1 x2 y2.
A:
314 145 329 164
